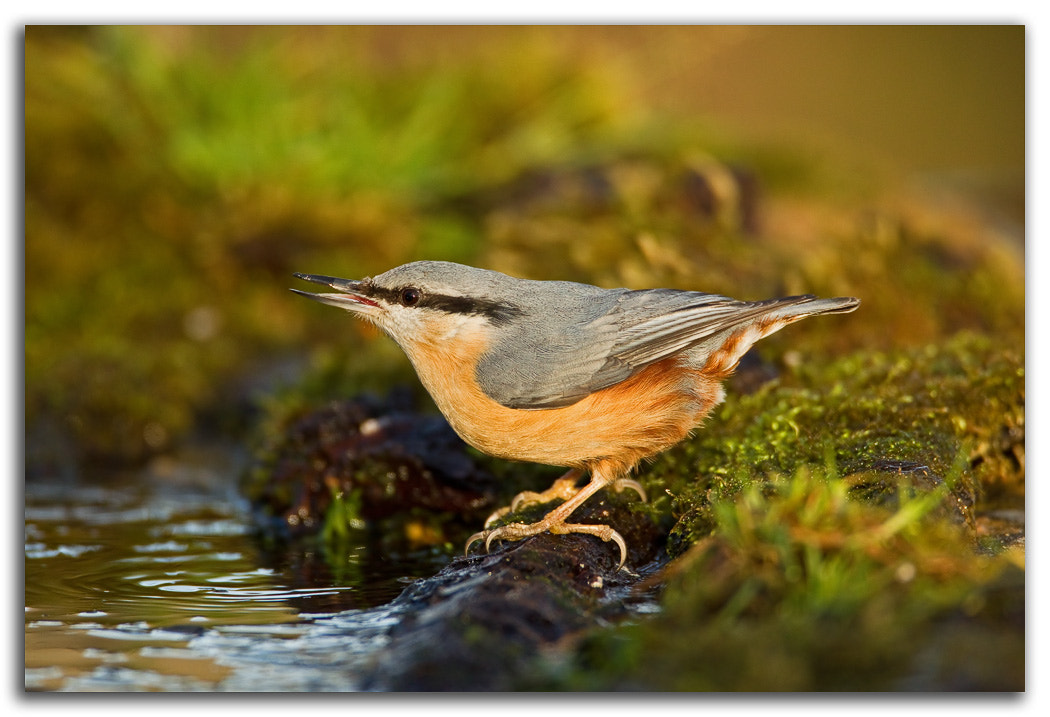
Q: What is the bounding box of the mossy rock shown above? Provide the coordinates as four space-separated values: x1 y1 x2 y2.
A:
649 331 1023 555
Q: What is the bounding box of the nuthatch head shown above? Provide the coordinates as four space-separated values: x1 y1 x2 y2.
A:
294 260 859 568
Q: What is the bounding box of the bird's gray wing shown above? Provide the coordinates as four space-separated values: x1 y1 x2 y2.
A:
476 288 814 410
600 289 810 368
473 289 625 409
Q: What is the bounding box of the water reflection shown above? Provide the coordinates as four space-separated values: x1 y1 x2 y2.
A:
24 462 442 691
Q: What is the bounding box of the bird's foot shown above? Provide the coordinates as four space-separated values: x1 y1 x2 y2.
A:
467 467 643 570
483 469 584 528
466 519 628 570
483 470 646 528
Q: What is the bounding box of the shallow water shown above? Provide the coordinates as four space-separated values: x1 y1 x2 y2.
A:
24 450 445 691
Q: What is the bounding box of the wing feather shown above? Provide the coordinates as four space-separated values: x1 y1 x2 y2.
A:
477 287 823 409
608 293 815 366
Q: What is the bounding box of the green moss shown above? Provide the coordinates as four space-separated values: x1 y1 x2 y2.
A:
557 467 1022 690
638 331 1023 554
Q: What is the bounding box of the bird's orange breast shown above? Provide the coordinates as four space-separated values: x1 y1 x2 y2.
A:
400 327 725 473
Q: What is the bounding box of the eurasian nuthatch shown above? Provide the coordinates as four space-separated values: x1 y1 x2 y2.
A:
293 261 859 568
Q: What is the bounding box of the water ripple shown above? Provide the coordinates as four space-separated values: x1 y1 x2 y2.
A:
25 474 440 691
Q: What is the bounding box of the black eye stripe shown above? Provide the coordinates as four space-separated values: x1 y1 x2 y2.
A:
361 283 523 326
362 283 409 305
420 294 523 325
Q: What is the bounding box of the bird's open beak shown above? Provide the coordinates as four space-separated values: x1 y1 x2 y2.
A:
291 273 380 311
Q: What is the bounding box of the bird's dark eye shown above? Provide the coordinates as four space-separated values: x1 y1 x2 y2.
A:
400 287 421 307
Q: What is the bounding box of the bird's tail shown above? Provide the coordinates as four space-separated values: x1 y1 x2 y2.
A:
760 294 861 322
697 294 860 377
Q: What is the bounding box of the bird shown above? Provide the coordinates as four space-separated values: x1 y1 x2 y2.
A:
292 261 859 568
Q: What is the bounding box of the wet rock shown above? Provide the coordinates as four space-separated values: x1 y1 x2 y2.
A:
360 494 663 691
246 392 502 542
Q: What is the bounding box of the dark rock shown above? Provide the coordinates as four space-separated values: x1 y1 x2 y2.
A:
247 393 502 540
361 495 663 691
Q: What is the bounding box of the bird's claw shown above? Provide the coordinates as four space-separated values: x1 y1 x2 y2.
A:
611 477 647 502
464 527 504 557
467 468 639 570
464 521 628 570
482 491 554 529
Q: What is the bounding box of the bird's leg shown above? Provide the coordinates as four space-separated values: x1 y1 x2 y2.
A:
466 466 635 569
484 470 646 527
483 468 585 527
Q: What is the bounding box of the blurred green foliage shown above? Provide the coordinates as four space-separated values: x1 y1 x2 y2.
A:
558 466 1023 690
25 26 1024 479
24 26 650 466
